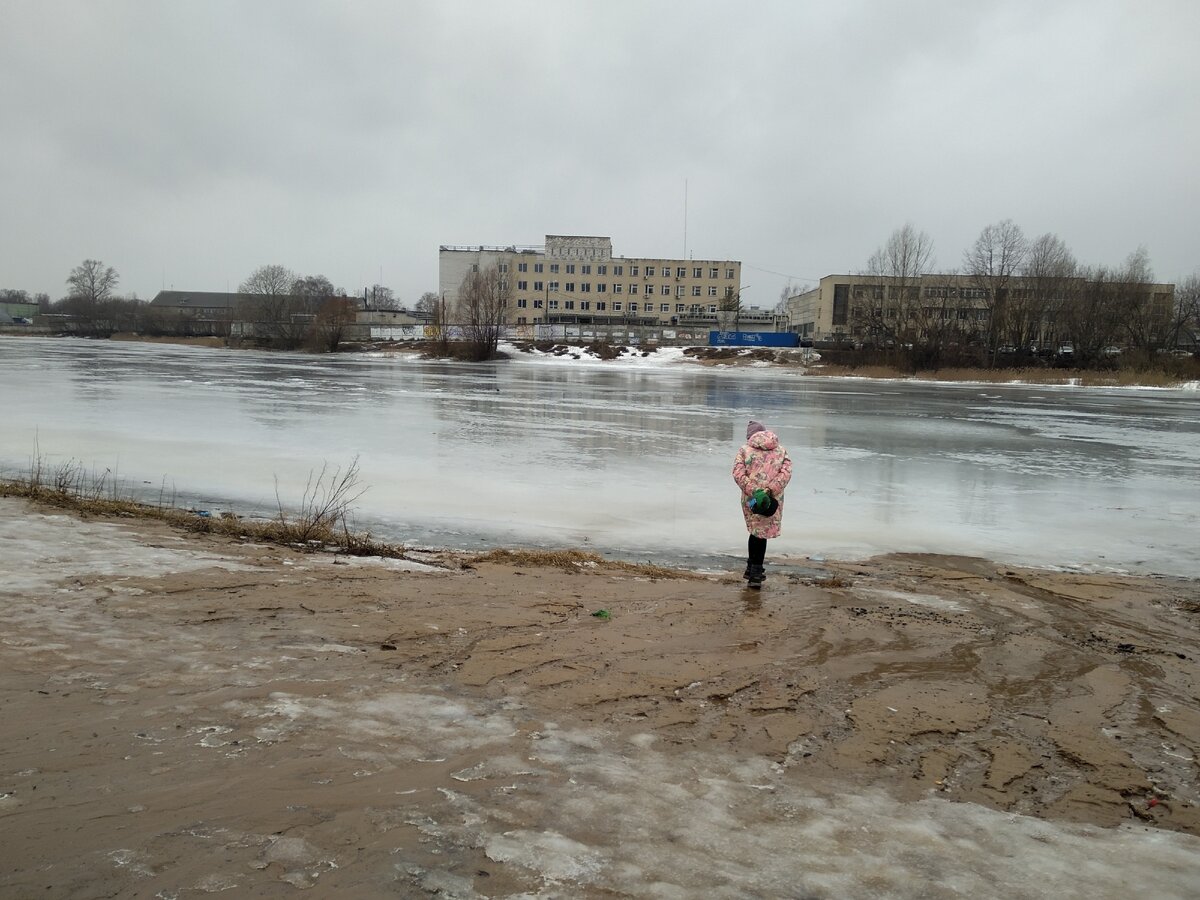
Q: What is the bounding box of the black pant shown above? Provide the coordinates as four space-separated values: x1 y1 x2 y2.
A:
748 535 767 566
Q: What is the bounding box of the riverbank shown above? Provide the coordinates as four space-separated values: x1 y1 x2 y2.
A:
18 331 1197 389
1 494 1198 895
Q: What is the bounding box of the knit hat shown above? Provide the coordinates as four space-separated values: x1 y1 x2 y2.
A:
746 420 766 440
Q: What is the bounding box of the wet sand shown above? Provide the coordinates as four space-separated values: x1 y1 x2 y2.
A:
1 498 1198 896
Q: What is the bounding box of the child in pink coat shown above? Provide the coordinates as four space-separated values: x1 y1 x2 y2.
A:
732 419 792 585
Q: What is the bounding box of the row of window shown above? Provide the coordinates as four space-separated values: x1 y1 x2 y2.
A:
505 262 736 279
515 280 729 298
855 306 991 321
515 299 721 314
852 286 992 301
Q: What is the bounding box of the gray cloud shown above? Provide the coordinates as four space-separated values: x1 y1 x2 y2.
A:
1 0 1196 306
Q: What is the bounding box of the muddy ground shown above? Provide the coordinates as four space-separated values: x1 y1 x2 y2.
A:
1 498 1198 896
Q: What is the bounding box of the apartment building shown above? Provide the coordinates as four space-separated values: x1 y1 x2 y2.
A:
787 273 1175 346
438 235 743 327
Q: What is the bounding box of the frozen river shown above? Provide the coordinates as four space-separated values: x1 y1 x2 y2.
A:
2 336 1198 577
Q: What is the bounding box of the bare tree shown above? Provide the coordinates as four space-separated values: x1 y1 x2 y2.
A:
776 281 809 315
455 265 508 360
1057 265 1125 365
366 284 399 310
855 223 936 348
1167 274 1200 351
1112 247 1170 354
964 220 1028 356
310 297 359 352
240 264 295 298
237 264 308 347
1018 233 1077 352
291 274 338 306
66 259 119 304
414 291 439 319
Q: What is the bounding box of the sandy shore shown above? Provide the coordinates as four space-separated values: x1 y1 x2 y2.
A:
1 498 1198 896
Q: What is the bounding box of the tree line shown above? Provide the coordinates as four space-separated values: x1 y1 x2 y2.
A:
849 221 1198 369
2 260 443 351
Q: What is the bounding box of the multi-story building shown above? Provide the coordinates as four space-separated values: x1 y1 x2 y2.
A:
786 273 1175 349
438 235 743 328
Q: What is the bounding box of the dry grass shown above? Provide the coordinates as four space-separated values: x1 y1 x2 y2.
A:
2 458 696 577
0 452 419 562
471 548 698 579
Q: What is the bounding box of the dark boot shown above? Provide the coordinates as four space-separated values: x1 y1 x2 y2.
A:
743 560 752 580
748 564 765 586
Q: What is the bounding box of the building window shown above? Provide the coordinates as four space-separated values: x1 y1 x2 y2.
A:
581 264 591 275
629 302 638 312
534 280 543 291
565 282 575 292
565 300 575 310
724 286 733 298
709 267 718 278
613 301 623 312
566 264 575 274
549 280 559 291
708 286 717 297
644 284 654 296
677 266 686 278
518 262 528 272
690 304 701 314
629 283 638 294
517 298 528 308
534 262 544 273
708 304 717 313
661 285 670 296
613 265 623 276
725 268 734 279
550 263 559 273
580 301 590 311
692 267 701 278
692 286 702 296
676 285 685 297
581 282 591 292
613 283 622 294
517 280 528 290
499 263 508 273
675 303 685 313
596 301 606 311
630 266 639 276
549 300 559 309
534 299 543 308
660 303 670 313
597 264 607 275
597 283 607 293
517 316 527 324
645 266 655 276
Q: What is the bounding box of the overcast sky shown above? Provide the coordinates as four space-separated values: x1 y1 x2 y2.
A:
1 0 1196 308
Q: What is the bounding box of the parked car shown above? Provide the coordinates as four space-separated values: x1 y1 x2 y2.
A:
1101 345 1122 356
1056 343 1075 357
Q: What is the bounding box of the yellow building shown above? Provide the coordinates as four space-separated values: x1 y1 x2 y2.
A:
439 235 742 327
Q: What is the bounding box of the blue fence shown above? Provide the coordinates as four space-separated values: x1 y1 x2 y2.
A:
708 331 799 348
